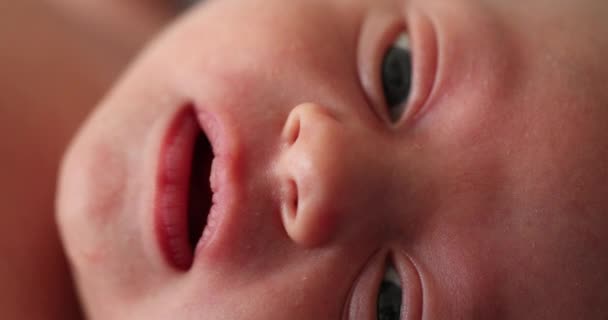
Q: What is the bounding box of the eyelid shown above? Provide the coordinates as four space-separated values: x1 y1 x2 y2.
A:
345 252 414 320
345 251 423 320
357 8 438 129
357 11 406 127
343 251 388 320
396 10 439 127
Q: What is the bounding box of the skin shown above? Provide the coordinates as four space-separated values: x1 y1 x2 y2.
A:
0 0 176 318
56 0 608 319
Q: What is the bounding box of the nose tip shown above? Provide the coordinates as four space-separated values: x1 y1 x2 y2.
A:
278 103 368 247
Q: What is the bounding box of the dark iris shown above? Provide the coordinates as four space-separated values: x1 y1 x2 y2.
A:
381 46 412 120
377 281 402 320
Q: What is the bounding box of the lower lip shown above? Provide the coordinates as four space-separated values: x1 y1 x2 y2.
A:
154 108 201 270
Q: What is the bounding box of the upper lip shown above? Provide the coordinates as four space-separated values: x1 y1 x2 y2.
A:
191 107 241 260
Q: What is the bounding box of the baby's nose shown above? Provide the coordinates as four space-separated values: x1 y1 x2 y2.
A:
277 103 381 248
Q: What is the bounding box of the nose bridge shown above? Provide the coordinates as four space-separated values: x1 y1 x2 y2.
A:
279 103 376 248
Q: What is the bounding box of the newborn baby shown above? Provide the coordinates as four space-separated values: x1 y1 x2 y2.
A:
56 0 608 318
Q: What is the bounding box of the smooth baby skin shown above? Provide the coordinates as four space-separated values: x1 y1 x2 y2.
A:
57 0 608 319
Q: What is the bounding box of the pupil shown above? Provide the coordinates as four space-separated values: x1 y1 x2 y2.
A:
382 46 412 109
377 281 402 320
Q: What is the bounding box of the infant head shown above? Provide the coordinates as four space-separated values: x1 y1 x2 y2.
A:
57 0 608 318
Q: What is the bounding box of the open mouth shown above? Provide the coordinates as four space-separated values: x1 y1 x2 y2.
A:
187 130 214 253
156 107 214 270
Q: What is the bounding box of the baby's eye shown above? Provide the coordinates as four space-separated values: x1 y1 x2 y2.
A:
381 32 412 123
377 265 402 320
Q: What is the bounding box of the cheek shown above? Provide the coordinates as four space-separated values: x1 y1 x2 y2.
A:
57 122 132 267
56 136 137 315
411 68 608 318
179 252 354 320
55 81 184 308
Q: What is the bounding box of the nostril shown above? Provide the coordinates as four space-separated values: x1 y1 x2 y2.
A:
279 103 346 248
283 179 299 220
283 113 301 146
291 180 299 217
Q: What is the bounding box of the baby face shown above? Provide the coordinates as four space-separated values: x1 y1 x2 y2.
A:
57 0 608 318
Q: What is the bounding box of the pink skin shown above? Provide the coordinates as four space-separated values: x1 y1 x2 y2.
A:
56 0 608 319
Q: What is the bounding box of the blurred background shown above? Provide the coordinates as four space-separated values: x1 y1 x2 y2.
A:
0 1 196 318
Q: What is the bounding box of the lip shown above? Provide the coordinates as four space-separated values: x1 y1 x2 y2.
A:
191 107 240 259
154 108 200 270
154 105 237 270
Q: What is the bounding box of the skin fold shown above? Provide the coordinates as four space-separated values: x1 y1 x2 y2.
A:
56 0 608 318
